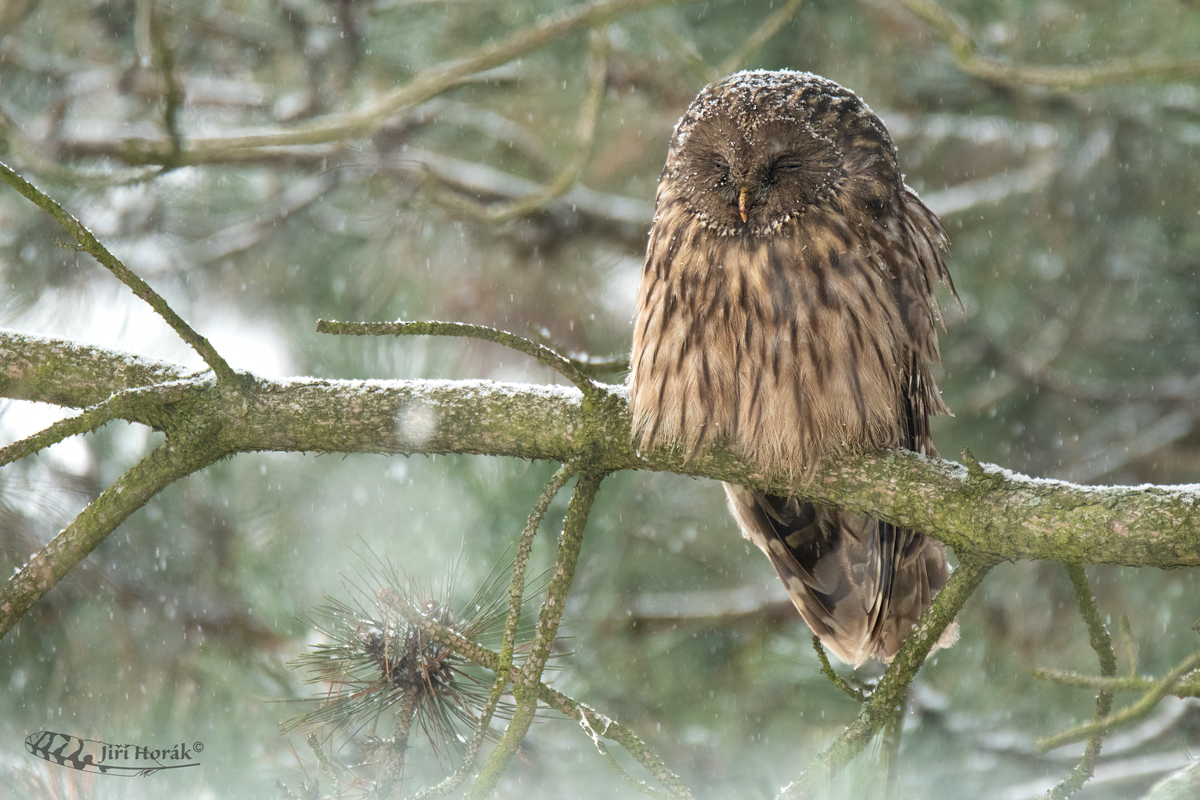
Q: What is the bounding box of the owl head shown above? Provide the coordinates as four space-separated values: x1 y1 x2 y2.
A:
661 70 904 238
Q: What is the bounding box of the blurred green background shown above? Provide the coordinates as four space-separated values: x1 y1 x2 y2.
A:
2 0 1199 798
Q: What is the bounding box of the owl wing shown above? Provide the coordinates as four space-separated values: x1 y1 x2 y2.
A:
723 360 955 668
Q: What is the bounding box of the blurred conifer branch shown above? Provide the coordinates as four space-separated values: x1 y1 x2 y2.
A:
901 0 1200 90
46 0 682 167
1033 670 1200 698
143 0 185 167
424 28 610 223
715 0 808 79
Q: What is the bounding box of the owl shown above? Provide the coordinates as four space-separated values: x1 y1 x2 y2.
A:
628 70 958 667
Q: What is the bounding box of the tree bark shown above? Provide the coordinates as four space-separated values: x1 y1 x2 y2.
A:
4 330 1198 575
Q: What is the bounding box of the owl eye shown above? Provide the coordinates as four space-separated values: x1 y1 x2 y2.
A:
771 156 807 173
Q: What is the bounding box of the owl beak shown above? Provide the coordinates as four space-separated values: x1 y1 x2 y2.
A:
737 186 751 223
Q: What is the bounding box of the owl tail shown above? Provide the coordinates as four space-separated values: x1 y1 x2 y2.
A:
723 483 957 668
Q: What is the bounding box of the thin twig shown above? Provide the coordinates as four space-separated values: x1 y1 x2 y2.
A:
530 326 629 377
1037 647 1200 752
315 319 597 393
812 636 867 703
1042 564 1117 798
0 162 238 384
539 686 694 799
0 378 199 467
576 708 675 800
881 688 905 799
377 691 419 798
1033 670 1200 697
503 463 579 668
306 731 343 800
404 673 506 799
519 471 606 684
783 557 995 798
0 401 121 468
467 471 606 800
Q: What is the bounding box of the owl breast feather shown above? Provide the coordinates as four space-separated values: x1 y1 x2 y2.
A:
629 193 911 478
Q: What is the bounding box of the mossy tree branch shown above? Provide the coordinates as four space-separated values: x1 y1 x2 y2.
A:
5 330 1199 598
5 328 1197 796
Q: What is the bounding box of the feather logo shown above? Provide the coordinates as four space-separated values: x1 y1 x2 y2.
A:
24 730 202 776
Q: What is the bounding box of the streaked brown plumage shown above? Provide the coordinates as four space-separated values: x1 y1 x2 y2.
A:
628 70 958 667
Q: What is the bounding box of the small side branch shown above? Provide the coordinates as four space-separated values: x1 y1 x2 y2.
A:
542 685 694 799
1033 670 1200 698
1037 647 1200 752
812 636 867 703
0 436 227 637
316 319 597 393
783 556 995 798
465 470 607 799
0 378 198 467
0 162 238 384
503 463 580 666
531 326 629 378
0 399 124 468
521 471 606 684
1041 564 1117 798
